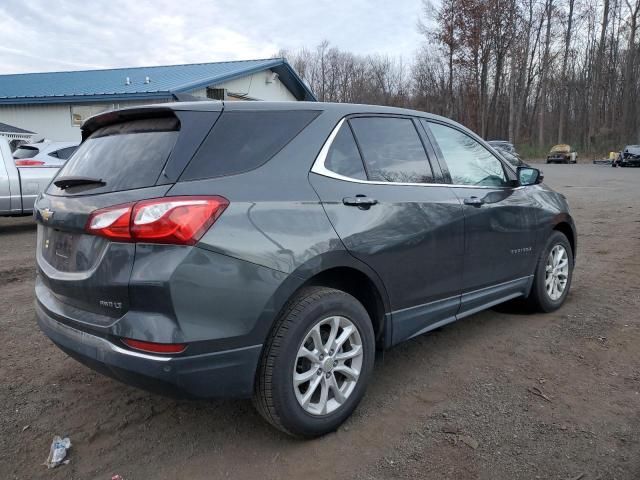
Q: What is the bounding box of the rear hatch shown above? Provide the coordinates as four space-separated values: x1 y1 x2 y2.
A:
35 108 219 324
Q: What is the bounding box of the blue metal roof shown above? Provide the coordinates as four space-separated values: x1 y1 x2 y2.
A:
0 58 316 104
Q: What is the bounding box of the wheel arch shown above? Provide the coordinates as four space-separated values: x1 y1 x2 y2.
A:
303 266 388 345
551 218 577 260
256 250 392 352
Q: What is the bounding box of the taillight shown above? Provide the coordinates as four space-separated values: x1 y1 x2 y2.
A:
122 338 187 354
15 159 45 166
87 206 132 240
85 196 228 245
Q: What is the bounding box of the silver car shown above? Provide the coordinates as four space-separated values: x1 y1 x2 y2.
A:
13 141 78 167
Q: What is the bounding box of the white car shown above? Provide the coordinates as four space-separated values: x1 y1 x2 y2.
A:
12 141 78 167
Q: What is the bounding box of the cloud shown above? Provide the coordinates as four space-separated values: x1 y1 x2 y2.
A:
0 0 424 74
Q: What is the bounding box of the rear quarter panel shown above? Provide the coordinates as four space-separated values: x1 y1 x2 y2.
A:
166 109 392 346
168 109 351 276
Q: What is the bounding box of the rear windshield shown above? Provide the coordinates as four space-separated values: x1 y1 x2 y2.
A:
180 110 319 181
52 117 179 193
13 146 39 159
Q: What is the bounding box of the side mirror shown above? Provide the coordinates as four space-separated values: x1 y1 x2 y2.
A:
517 167 543 186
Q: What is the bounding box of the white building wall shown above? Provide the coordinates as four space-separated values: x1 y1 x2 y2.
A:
190 70 298 101
0 99 168 142
0 104 77 142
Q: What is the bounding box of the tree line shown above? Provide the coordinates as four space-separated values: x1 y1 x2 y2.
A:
280 0 640 156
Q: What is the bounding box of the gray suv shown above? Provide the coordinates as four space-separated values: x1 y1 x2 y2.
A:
34 101 576 437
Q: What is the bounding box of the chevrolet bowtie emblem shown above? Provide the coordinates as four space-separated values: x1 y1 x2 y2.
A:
40 208 54 222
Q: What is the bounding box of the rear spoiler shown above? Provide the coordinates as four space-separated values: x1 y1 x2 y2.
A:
80 103 224 184
81 101 223 140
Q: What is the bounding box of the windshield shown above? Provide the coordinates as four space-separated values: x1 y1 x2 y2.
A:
624 145 640 154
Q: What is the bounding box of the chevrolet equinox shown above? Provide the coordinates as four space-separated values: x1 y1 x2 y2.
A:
34 101 576 437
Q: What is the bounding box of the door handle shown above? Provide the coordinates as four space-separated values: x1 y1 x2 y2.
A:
463 196 484 207
343 196 378 208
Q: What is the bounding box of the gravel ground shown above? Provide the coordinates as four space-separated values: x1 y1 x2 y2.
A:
1 164 639 480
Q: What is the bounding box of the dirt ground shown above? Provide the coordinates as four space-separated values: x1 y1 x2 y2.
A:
1 164 639 480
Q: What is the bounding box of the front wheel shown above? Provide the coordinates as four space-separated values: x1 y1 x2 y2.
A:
253 287 375 437
526 231 574 312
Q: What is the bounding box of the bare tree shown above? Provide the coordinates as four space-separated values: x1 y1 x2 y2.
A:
283 0 640 157
558 0 576 143
622 0 640 140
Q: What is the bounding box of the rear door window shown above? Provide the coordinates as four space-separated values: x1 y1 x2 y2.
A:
50 117 179 194
181 110 319 181
349 117 434 183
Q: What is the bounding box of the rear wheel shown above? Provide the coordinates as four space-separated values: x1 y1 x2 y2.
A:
253 287 375 437
526 231 573 312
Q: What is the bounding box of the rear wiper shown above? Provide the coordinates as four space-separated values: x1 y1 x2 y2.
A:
54 176 106 190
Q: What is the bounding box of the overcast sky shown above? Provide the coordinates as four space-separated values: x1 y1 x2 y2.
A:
0 0 426 74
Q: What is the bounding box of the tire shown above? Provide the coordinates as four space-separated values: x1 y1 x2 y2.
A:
253 286 375 437
526 231 574 312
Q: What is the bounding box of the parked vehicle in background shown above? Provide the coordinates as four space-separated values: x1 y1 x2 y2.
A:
9 138 28 152
13 141 79 167
34 101 576 437
0 137 61 216
617 145 640 167
547 144 577 164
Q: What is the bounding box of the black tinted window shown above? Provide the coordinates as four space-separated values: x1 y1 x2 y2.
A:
325 124 366 180
51 117 179 194
51 146 77 160
427 122 508 187
13 146 39 159
181 110 319 181
349 117 433 183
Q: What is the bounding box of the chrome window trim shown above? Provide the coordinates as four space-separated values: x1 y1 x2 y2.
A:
310 117 523 190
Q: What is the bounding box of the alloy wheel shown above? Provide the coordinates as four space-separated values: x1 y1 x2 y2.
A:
545 244 569 301
293 316 363 416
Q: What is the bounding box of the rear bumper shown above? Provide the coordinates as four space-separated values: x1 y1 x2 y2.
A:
36 301 262 398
